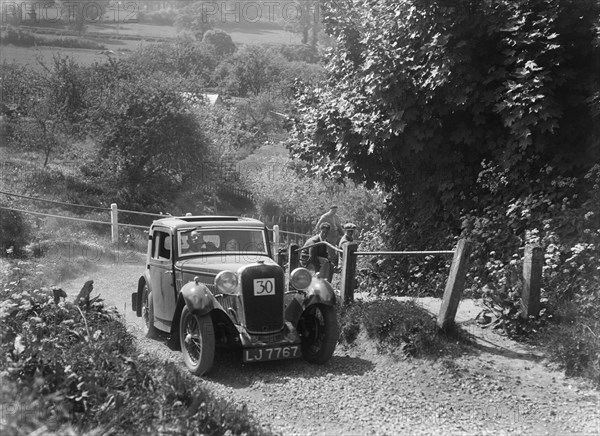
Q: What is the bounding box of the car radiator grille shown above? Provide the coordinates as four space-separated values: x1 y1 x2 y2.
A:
239 264 285 334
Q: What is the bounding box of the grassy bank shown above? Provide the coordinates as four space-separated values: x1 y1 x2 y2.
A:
0 259 272 436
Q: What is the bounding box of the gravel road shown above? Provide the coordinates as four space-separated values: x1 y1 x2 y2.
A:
60 260 599 436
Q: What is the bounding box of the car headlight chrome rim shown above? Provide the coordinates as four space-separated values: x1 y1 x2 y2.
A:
290 267 312 290
215 271 239 295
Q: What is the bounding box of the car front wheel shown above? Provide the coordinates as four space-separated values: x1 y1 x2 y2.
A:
180 306 215 376
300 304 339 364
142 284 159 339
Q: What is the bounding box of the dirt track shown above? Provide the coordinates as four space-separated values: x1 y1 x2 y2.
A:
60 260 600 436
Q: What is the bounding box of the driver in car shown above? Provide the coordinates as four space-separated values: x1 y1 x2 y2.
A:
187 230 218 253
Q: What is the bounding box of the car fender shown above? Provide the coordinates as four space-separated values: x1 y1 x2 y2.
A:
180 279 216 316
168 280 216 349
304 277 337 308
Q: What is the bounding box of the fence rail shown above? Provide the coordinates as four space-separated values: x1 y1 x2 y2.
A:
0 191 170 238
0 205 148 229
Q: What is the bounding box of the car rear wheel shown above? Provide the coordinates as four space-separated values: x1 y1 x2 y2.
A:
180 306 215 376
142 284 159 339
300 304 339 364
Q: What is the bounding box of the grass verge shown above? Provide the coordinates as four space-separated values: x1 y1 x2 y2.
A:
337 299 472 359
0 260 273 436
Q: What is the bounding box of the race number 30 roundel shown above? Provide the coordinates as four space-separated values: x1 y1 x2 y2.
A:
253 278 275 296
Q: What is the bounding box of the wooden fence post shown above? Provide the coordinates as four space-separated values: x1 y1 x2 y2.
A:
437 239 471 331
273 224 280 264
288 244 299 271
340 242 358 305
522 245 543 318
110 203 118 243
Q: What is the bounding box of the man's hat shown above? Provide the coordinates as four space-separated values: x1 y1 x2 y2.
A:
343 223 357 230
320 222 331 230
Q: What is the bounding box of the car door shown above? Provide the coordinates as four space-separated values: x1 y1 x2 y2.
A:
149 229 177 329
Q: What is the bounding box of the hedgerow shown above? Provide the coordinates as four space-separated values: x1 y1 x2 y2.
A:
0 261 272 436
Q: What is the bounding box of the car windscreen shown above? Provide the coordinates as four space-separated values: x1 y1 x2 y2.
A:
178 227 268 257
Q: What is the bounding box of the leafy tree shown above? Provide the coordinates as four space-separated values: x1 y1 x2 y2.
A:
87 73 212 208
1 56 86 165
289 0 600 248
174 1 215 39
281 0 322 46
202 29 236 56
55 0 109 35
214 45 286 97
124 37 219 83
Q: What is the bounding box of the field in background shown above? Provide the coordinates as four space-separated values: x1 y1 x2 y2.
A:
2 12 300 68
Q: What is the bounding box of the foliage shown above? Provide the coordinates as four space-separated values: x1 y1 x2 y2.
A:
279 0 322 46
240 145 384 226
290 0 599 354
214 45 287 97
0 26 106 49
276 44 320 63
202 29 237 56
540 311 600 387
2 56 89 164
354 221 452 298
289 0 599 246
0 206 29 257
0 261 272 435
62 0 110 35
123 37 219 82
174 1 215 39
338 299 471 358
137 9 177 25
86 72 211 210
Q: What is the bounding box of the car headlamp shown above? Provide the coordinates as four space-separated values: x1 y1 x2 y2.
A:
215 271 239 295
290 268 312 290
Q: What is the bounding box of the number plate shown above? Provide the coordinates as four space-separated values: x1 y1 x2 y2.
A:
243 345 301 362
253 278 275 296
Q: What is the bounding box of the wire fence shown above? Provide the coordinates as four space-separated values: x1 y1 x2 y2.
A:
0 190 168 237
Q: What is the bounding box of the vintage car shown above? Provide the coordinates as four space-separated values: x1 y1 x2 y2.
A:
131 216 339 376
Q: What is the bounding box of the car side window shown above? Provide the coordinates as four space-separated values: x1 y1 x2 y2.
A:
152 231 171 261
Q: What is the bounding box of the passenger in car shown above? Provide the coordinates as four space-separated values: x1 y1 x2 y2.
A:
225 239 240 251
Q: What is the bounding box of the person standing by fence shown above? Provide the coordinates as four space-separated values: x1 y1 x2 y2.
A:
315 205 344 268
338 222 357 262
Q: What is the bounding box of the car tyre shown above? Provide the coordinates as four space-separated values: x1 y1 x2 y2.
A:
142 284 159 339
300 304 339 364
180 306 215 376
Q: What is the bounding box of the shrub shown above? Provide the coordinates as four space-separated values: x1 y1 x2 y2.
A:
137 9 177 25
540 316 600 387
1 26 36 46
338 299 471 358
354 221 453 297
0 261 273 435
0 26 105 49
0 205 29 257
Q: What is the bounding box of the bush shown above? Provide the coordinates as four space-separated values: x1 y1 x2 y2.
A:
338 299 471 358
0 261 273 435
2 26 36 46
137 9 176 25
0 205 29 257
354 221 453 297
0 26 105 49
540 316 600 387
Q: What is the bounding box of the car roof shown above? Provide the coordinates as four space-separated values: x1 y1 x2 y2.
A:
151 216 266 231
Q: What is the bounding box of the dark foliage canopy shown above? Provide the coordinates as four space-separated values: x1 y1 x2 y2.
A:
289 0 600 232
